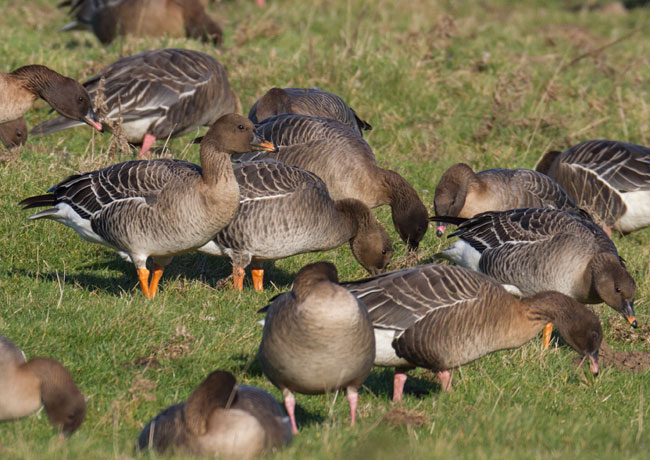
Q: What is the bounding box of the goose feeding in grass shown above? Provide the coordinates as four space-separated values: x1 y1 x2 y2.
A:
0 117 27 150
0 335 85 436
31 49 237 157
20 114 275 299
343 264 602 400
198 160 392 292
258 262 375 433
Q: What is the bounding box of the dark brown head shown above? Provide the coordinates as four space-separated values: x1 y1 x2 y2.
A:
251 88 293 124
433 163 478 237
535 150 562 174
26 357 86 436
382 169 428 249
591 253 637 327
336 199 393 275
0 118 28 149
184 8 223 45
202 114 276 155
12 65 102 131
184 370 238 436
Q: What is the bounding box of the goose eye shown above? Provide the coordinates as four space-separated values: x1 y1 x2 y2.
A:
78 96 84 103
615 286 621 293
237 124 245 130
15 130 22 137
381 249 387 255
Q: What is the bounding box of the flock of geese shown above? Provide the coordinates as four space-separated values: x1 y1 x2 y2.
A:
2 1 650 459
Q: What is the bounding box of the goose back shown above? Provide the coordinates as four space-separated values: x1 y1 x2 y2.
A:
536 139 650 232
31 49 236 145
248 87 372 135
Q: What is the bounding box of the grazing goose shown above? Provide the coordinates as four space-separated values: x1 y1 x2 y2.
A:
233 114 429 249
20 114 275 298
32 49 237 157
258 262 375 433
433 163 580 236
536 139 650 234
0 65 101 129
197 160 393 292
0 335 86 435
0 117 27 150
248 87 372 136
59 0 222 45
343 264 602 400
138 370 292 458
433 208 637 347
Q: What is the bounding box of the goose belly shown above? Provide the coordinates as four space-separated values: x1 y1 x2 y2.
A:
47 203 113 247
374 328 411 368
615 190 650 232
120 117 158 143
440 240 481 270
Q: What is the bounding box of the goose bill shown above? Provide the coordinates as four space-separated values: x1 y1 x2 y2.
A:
623 301 637 328
588 352 599 375
83 108 103 132
251 134 278 152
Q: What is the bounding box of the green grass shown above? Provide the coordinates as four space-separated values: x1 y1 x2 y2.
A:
1 0 649 458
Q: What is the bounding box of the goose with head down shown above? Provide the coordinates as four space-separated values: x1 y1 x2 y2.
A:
198 160 392 292
343 264 602 400
248 87 372 136
20 114 275 298
233 113 429 250
0 117 27 150
32 49 237 157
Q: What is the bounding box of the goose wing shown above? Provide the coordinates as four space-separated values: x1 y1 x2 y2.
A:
513 169 579 211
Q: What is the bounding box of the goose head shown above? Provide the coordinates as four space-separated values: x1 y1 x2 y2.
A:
433 163 475 237
591 253 637 328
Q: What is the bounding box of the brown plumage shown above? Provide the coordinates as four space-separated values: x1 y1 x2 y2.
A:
0 335 86 435
343 264 602 400
198 160 392 292
258 262 376 433
0 117 27 149
248 87 372 136
435 208 637 328
0 65 101 129
536 139 650 233
59 0 222 45
233 113 429 249
31 49 237 157
20 114 275 298
137 370 292 458
433 163 580 236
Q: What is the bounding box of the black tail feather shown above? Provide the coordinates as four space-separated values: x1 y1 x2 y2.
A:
429 215 467 225
18 194 56 210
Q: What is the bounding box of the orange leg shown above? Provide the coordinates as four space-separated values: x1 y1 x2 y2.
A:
137 268 152 299
252 268 264 293
138 134 156 157
232 265 245 292
542 322 553 349
148 264 164 299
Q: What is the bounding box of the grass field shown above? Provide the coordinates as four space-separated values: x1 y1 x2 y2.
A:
1 0 649 458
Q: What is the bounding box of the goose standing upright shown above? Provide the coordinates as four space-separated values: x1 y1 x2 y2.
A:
536 139 650 234
20 114 275 298
138 370 292 458
343 264 602 400
258 262 375 433
233 113 429 249
0 65 101 129
0 335 86 435
248 87 372 136
198 160 392 292
32 49 237 157
433 163 580 236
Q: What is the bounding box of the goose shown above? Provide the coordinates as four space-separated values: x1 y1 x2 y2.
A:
137 370 292 458
0 65 101 129
59 0 222 45
536 139 650 234
0 117 27 150
433 208 637 347
0 334 86 435
433 163 581 236
343 264 602 400
232 114 429 249
31 49 238 157
20 114 275 298
197 160 393 292
248 87 372 136
258 262 375 433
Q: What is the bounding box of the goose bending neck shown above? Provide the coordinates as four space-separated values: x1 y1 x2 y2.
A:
521 292 570 325
334 199 369 239
11 65 66 100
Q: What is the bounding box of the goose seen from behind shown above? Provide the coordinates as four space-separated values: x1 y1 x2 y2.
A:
258 262 375 433
343 264 602 400
138 370 292 459
0 334 86 436
20 114 276 298
198 160 393 292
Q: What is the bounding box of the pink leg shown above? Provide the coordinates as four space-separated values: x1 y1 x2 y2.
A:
393 371 407 401
438 370 452 391
256 0 266 6
283 389 299 434
138 133 156 157
347 387 358 426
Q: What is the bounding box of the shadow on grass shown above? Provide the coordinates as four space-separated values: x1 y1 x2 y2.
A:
364 368 444 400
